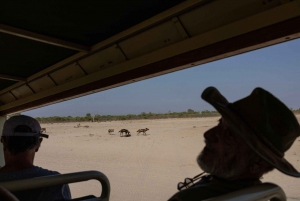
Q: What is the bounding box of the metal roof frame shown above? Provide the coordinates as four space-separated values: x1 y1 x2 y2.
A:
0 24 90 52
0 0 299 115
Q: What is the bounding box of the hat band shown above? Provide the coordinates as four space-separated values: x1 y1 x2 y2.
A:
228 104 284 158
13 132 38 137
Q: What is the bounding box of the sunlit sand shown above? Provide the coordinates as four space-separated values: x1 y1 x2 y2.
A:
35 115 300 201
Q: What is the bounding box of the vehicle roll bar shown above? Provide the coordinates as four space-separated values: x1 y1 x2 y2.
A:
0 170 110 201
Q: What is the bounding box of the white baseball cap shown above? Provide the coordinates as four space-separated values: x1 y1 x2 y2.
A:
2 115 48 138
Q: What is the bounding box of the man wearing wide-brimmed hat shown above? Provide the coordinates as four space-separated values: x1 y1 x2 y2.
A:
169 87 300 201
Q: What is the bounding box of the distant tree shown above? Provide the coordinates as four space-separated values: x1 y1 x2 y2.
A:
94 114 101 122
201 110 209 114
85 113 92 121
126 114 135 119
187 109 195 113
119 116 127 120
35 117 42 123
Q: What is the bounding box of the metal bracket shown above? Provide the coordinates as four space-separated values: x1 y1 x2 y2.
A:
76 62 88 75
172 17 189 40
115 44 129 60
26 84 36 94
9 91 18 100
47 74 58 86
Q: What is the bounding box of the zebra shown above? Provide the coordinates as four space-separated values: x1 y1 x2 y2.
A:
108 129 114 134
119 129 131 137
137 128 149 136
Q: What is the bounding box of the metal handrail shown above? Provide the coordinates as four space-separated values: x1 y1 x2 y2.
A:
0 170 110 201
205 182 286 201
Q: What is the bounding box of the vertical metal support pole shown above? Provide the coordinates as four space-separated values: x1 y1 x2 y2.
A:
0 115 6 167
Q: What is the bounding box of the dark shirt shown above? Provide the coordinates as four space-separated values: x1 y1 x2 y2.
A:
0 166 71 201
168 175 261 201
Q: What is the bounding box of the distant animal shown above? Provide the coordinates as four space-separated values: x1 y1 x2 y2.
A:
41 128 46 133
137 128 149 136
119 129 131 137
74 123 81 128
108 129 114 134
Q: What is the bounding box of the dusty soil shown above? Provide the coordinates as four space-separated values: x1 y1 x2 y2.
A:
35 115 300 201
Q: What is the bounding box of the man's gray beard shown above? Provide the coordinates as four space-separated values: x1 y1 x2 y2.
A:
196 150 254 179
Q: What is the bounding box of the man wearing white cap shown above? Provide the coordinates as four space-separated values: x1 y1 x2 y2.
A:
169 87 300 201
0 115 71 201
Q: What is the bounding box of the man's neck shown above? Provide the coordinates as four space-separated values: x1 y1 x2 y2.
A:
0 152 35 173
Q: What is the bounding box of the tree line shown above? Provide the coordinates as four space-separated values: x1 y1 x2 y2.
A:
8 108 300 123
34 109 220 123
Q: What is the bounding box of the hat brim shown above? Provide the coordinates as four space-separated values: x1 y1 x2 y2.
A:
6 132 49 138
202 87 300 177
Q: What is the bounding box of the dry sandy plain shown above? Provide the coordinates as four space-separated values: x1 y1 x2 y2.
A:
35 115 300 201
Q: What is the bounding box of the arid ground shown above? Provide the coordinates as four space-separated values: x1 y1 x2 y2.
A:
35 115 300 201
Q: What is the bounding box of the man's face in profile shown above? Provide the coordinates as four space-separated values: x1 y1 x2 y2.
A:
197 118 254 179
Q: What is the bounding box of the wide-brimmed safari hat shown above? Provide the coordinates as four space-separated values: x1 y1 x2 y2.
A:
201 87 300 177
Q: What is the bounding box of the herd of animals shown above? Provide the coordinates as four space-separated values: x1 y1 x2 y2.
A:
40 127 149 138
108 128 149 137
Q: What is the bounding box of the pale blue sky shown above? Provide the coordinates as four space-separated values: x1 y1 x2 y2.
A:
24 38 300 117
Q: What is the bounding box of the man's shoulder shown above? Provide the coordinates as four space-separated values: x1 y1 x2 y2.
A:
31 166 61 176
0 166 61 182
18 166 61 178
168 176 261 201
0 166 72 200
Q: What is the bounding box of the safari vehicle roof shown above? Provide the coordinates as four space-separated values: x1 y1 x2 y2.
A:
0 0 300 115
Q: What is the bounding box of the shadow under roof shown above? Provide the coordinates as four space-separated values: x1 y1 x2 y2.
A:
0 0 184 46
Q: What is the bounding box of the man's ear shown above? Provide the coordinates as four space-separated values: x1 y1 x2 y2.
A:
1 137 7 151
35 138 43 152
1 136 7 145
